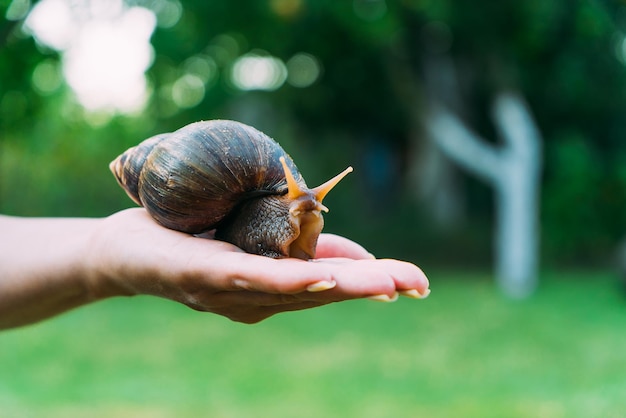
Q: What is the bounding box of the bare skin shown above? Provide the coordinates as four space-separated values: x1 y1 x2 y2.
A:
0 208 429 330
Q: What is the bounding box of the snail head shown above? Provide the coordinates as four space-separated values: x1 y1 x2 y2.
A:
278 156 353 260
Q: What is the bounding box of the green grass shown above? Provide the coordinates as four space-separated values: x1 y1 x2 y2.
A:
2 270 626 418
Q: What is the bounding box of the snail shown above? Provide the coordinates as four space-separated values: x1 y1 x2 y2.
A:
110 120 352 260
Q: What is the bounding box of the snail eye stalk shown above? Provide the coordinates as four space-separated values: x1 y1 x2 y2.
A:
279 156 308 200
312 166 353 203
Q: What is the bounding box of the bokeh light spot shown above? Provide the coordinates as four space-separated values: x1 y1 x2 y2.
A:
172 74 205 108
231 53 287 91
286 53 321 88
62 6 156 113
152 0 183 28
207 33 243 66
5 0 31 21
31 59 63 95
24 0 75 50
183 55 217 85
23 0 157 115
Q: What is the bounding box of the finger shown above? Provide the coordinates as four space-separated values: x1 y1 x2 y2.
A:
315 233 374 260
371 259 429 293
199 250 336 294
309 258 430 300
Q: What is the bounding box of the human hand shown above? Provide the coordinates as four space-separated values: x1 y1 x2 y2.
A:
88 208 430 323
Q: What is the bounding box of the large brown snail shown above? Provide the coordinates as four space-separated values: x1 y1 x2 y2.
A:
110 120 352 260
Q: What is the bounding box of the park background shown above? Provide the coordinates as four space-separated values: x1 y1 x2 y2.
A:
2 0 626 416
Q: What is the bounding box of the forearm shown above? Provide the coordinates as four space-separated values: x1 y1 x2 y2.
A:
0 215 100 329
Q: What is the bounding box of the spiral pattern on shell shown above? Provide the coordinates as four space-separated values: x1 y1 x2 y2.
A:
110 120 305 234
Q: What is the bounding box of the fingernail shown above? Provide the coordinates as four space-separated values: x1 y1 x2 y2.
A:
399 289 420 299
307 280 336 292
399 288 430 299
367 292 399 302
367 252 376 259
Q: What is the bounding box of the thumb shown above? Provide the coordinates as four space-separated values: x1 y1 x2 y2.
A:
315 233 375 260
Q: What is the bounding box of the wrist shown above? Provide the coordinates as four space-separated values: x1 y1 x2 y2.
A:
82 215 138 300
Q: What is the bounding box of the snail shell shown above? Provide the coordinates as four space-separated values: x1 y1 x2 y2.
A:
110 120 352 260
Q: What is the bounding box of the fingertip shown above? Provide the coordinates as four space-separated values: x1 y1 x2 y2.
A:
399 288 430 299
368 292 399 302
372 258 430 297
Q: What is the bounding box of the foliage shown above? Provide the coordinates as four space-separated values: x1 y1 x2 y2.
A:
2 271 626 417
1 0 626 265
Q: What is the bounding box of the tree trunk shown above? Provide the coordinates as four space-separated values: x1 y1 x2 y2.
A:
492 93 541 297
423 92 542 297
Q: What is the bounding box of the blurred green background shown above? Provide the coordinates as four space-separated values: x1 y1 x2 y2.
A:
2 0 626 417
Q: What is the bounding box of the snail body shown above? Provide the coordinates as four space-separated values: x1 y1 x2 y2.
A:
110 120 352 260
